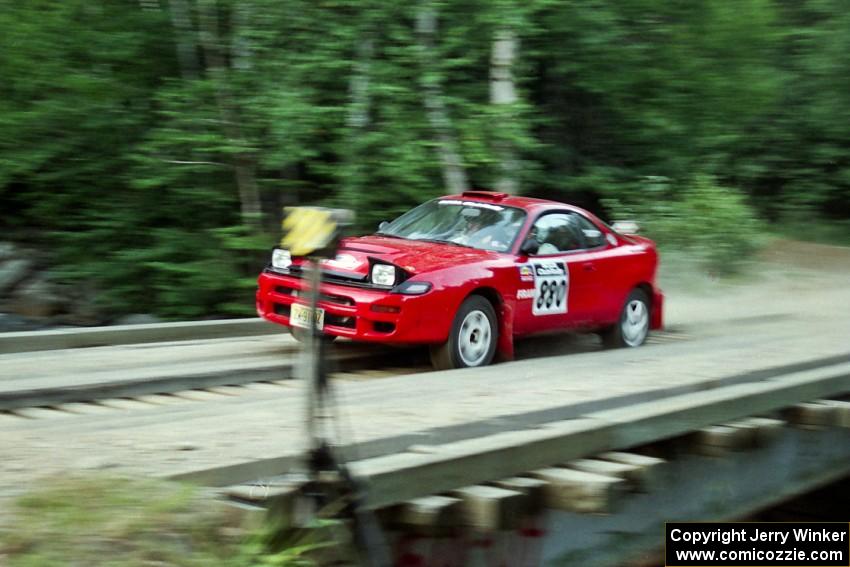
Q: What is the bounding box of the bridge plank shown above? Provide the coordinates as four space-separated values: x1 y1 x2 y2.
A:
816 400 850 428
566 458 648 491
450 485 525 531
529 467 625 514
728 417 785 446
12 407 75 420
693 425 751 456
492 477 547 515
784 402 837 429
394 495 462 534
224 482 300 524
98 398 156 411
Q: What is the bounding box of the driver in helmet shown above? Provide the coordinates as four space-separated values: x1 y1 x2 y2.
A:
458 208 512 251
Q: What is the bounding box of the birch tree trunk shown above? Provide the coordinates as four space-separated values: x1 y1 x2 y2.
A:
490 29 519 195
343 37 374 208
197 0 262 231
348 39 373 131
415 2 469 194
137 0 161 11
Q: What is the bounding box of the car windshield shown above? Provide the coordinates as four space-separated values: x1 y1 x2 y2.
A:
378 199 526 252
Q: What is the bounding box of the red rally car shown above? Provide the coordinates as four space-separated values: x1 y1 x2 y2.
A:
256 191 663 370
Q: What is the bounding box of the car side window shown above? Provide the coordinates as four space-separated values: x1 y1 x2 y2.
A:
530 213 585 255
574 214 606 248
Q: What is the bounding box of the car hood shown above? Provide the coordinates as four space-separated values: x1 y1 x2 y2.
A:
320 235 499 277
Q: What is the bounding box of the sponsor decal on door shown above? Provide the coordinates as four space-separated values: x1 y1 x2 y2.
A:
531 261 568 315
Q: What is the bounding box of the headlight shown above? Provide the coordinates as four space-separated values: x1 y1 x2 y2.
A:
392 281 432 295
371 264 396 287
271 248 292 270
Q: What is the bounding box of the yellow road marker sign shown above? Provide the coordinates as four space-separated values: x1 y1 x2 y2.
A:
280 206 354 257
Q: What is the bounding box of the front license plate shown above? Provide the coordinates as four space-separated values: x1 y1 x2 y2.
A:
290 303 325 330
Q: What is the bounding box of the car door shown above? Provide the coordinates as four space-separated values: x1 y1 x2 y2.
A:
513 212 601 334
571 213 622 324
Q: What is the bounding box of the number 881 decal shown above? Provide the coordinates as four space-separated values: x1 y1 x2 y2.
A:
532 261 569 315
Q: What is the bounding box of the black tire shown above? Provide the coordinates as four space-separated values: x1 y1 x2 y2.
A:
430 295 498 370
601 288 651 348
290 326 337 344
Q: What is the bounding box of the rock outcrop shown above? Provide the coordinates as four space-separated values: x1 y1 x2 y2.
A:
0 241 94 330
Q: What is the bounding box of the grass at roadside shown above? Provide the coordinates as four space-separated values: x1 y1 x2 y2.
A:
0 474 330 567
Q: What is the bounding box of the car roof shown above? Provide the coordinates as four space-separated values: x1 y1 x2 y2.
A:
440 191 589 216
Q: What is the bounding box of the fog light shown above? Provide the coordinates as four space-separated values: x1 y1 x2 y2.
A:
371 304 400 314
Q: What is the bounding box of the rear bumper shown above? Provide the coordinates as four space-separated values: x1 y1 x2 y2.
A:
256 271 449 344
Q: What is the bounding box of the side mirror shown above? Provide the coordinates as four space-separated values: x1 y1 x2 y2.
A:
519 236 540 256
378 221 389 232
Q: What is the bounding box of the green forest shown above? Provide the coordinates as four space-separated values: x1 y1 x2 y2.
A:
1 0 849 321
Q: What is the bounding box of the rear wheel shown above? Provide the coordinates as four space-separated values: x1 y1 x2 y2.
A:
430 295 498 370
601 288 650 348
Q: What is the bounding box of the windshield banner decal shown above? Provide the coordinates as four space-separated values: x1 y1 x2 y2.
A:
438 199 504 211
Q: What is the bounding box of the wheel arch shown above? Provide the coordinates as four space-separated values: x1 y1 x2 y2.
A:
467 285 514 362
635 282 653 308
634 281 663 330
468 286 503 311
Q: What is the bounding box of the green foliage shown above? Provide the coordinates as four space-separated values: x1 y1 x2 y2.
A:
1 0 849 319
773 215 850 247
604 175 765 273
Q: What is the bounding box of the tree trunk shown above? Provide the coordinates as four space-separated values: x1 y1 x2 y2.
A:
415 2 469 194
348 39 373 130
490 28 519 195
138 0 161 12
196 0 262 231
167 0 200 79
342 37 374 209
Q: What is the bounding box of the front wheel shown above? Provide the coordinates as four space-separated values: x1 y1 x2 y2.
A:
601 288 650 348
430 295 498 370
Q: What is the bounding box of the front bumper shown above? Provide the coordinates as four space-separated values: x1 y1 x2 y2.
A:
256 270 448 344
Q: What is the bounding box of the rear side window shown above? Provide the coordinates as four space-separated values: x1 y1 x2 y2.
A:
531 213 585 254
574 215 606 248
530 212 608 255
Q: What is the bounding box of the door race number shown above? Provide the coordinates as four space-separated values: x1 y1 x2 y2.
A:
532 261 568 315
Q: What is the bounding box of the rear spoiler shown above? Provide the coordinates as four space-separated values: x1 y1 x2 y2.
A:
461 190 508 201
